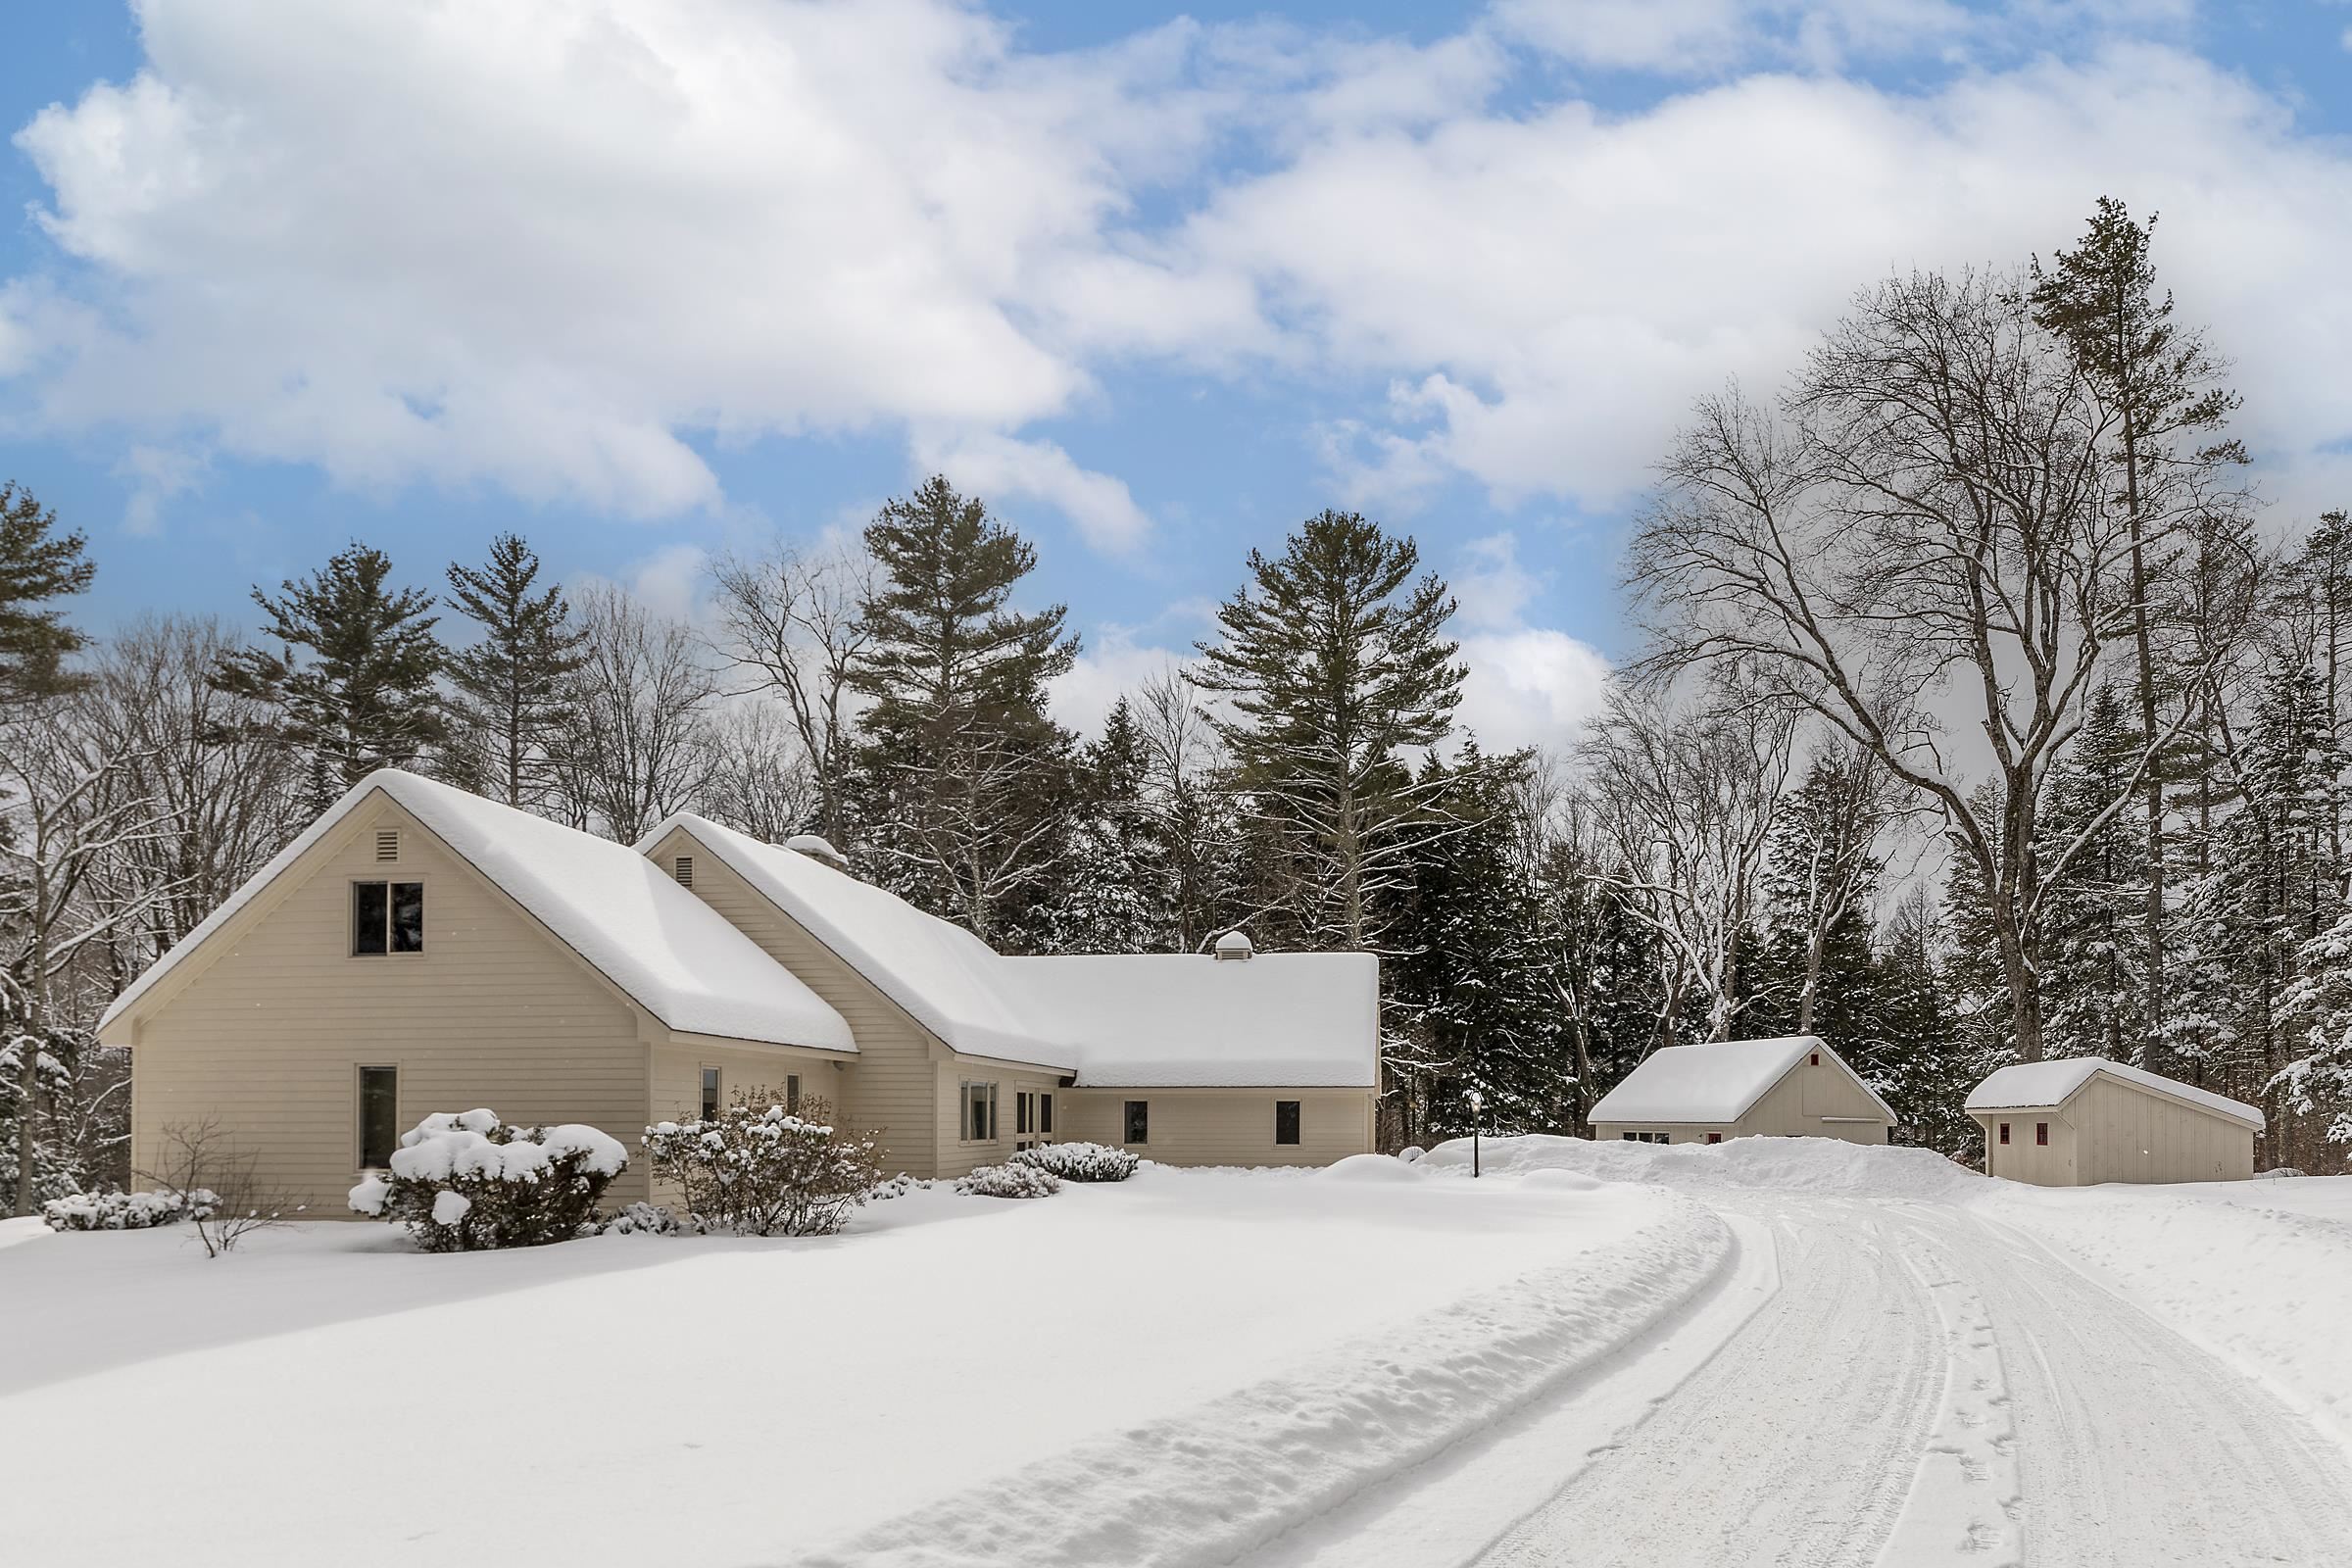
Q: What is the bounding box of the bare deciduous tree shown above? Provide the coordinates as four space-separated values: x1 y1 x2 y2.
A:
553 586 720 843
1630 268 2206 1060
709 544 873 847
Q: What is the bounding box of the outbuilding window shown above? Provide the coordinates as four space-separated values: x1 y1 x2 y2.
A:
352 880 424 956
1124 1100 1150 1146
1275 1100 1301 1146
1999 1122 2011 1145
1809 1052 1820 1066
1706 1133 1723 1145
2036 1121 2049 1146
359 1065 399 1168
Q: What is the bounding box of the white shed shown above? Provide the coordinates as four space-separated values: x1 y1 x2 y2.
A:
1588 1035 1895 1147
1965 1058 2262 1186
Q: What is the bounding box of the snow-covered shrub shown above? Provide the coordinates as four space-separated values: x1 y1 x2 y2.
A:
956 1162 1061 1200
1399 1145 1427 1163
867 1174 933 1201
39 1187 218 1232
599 1201 704 1237
348 1109 627 1252
644 1091 882 1237
1006 1141 1138 1183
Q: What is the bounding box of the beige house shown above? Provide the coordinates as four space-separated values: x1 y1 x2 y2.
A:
96 771 1380 1212
1965 1058 2261 1186
1588 1036 1895 1146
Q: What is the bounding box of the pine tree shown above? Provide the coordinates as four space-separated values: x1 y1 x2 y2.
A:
1747 746 1890 1041
848 477 1078 945
2037 684 2149 1060
2032 197 2246 1075
212 543 448 810
1030 699 1166 954
444 533 587 811
1391 749 1568 1138
1192 510 1466 950
0 481 97 701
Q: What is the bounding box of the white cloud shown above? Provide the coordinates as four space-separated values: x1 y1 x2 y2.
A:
1 0 1241 546
1456 627 1614 753
1176 41 2352 515
1049 623 1191 737
623 543 709 623
915 431 1153 554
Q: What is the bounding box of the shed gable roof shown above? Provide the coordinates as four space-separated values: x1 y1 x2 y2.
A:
1965 1058 2264 1132
1587 1035 1894 1125
100 771 854 1054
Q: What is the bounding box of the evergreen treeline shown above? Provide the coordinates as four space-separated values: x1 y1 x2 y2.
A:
8 195 2352 1213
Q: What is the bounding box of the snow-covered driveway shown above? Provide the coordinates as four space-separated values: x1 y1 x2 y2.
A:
1258 1145 2352 1568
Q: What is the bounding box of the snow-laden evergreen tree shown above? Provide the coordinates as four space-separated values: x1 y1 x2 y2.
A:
1027 699 1167 955
2032 195 2246 1076
1390 749 1568 1140
444 533 586 812
2036 684 2150 1061
1745 744 1892 1042
212 543 448 810
1191 510 1466 951
1864 890 1988 1157
848 477 1079 946
0 481 96 702
2278 906 2352 1152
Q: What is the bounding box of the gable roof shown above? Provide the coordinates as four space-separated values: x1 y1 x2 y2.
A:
1588 1035 1893 1125
1003 954 1378 1087
643 813 1379 1088
1966 1057 2264 1132
101 771 854 1054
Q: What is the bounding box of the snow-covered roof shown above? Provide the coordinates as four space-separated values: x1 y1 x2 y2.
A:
1966 1058 2265 1132
1003 954 1379 1087
101 772 855 1054
644 812 1074 1069
644 813 1379 1087
1588 1036 1893 1125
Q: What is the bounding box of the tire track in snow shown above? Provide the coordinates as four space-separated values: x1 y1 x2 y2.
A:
1475 1200 1943 1568
1929 1209 2352 1567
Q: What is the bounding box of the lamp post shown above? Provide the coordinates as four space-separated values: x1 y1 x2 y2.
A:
1466 1087 1484 1179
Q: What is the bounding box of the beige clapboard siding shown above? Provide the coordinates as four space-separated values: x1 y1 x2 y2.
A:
647 828 944 1176
1058 1088 1373 1168
1592 1052 1892 1147
1975 1108 2079 1185
1976 1074 2254 1187
128 799 656 1212
932 1062 1072 1180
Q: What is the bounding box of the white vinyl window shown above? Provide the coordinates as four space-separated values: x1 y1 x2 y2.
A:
962 1081 998 1142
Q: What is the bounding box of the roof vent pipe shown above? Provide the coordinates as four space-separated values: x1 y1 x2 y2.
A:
1213 929 1254 961
783 833 849 869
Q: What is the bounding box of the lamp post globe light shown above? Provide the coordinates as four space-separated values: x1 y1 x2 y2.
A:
1466 1087 1485 1179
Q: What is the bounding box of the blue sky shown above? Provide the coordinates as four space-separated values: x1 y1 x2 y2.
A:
4 1 2352 744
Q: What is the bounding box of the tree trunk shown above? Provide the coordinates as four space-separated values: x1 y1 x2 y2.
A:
2121 406 2168 1076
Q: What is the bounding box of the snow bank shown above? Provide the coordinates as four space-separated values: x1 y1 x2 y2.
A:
798 1190 1732 1568
1422 1132 1985 1202
1318 1152 1422 1183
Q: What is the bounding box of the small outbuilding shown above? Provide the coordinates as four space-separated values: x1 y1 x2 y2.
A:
1588 1035 1895 1147
1965 1057 2262 1186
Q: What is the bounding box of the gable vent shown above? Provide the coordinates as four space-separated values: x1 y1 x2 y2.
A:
375 830 399 862
673 856 694 888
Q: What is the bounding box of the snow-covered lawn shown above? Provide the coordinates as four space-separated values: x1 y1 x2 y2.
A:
0 1161 1710 1568
9 1143 2351 1568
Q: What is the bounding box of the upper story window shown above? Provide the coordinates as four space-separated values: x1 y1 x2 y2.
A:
353 881 424 956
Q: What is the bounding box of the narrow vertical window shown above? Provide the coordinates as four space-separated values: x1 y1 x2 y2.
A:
1274 1100 1301 1146
1124 1100 1149 1146
701 1067 719 1122
2035 1121 2049 1146
1016 1093 1031 1136
389 882 424 953
353 882 390 956
785 1073 801 1115
1039 1093 1054 1136
1999 1122 2011 1145
359 1066 399 1168
987 1084 998 1141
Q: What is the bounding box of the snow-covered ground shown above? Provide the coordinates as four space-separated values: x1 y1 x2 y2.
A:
5 1141 2349 1568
